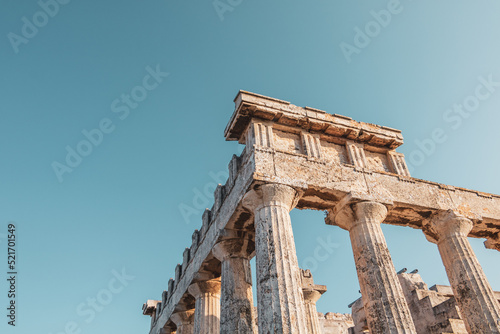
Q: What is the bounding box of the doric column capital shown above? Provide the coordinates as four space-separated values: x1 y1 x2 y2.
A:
243 183 303 212
302 289 323 304
423 210 473 244
188 278 221 298
328 200 388 231
301 269 326 304
213 232 255 261
170 309 194 327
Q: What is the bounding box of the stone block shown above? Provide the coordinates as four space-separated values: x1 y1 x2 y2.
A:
168 278 175 296
175 264 182 282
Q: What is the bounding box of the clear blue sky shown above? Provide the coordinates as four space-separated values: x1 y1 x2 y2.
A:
1 0 500 333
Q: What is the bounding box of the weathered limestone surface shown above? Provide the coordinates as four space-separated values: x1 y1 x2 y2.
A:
188 279 221 334
319 312 355 334
350 298 368 333
398 272 467 334
423 210 500 333
212 233 256 334
243 183 308 334
328 199 417 334
252 144 500 244
170 310 194 334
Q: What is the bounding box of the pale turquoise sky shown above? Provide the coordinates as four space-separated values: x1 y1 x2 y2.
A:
1 1 500 333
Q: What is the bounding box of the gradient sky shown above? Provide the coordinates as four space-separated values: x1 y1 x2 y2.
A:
1 0 500 333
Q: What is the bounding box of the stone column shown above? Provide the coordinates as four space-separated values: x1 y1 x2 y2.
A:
170 310 194 334
213 233 256 334
423 210 500 334
329 200 417 334
302 290 322 334
301 269 327 334
243 183 308 334
188 279 221 334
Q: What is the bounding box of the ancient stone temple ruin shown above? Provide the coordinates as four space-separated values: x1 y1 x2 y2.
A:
142 91 500 333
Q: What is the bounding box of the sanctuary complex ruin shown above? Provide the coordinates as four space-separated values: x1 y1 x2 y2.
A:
142 91 500 333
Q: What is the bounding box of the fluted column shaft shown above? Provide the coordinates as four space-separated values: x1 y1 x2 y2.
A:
302 290 322 334
213 235 256 334
333 201 416 334
244 183 308 334
424 210 500 334
171 310 194 334
188 279 221 334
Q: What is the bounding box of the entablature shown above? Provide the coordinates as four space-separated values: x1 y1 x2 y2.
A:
225 90 404 150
